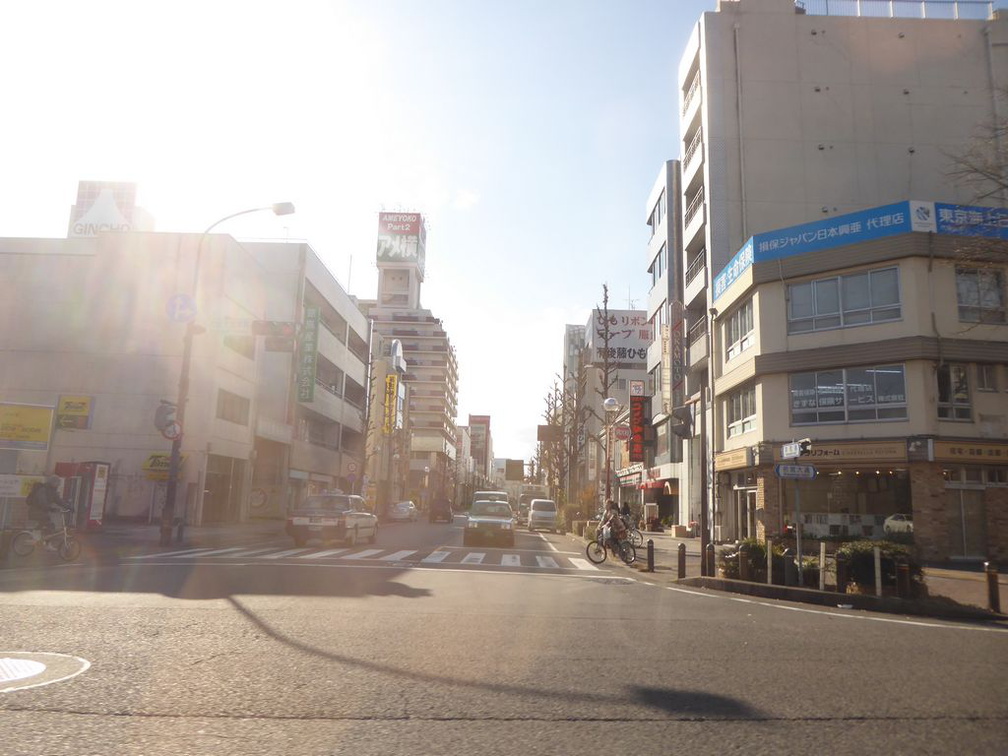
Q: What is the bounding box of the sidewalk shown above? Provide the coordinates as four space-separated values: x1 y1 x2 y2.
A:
567 529 1008 623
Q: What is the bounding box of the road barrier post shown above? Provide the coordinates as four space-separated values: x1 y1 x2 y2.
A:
986 562 1001 614
739 542 750 581
897 562 910 599
646 539 654 572
677 543 686 579
706 543 715 578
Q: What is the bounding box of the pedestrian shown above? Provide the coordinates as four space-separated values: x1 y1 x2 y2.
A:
26 475 69 546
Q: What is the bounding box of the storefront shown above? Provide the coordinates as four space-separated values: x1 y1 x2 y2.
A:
714 447 755 543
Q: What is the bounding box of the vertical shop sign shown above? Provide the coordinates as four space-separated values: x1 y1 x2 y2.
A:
297 306 320 402
383 374 398 435
629 395 647 463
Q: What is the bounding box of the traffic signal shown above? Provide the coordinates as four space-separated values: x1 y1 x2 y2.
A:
671 405 693 438
154 401 177 431
251 320 296 338
798 438 812 456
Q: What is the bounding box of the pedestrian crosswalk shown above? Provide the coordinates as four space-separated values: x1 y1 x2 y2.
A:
128 544 599 571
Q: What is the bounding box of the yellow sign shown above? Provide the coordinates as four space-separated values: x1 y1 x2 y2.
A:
715 448 752 470
142 453 186 481
934 441 1008 463
0 403 54 451
383 374 398 435
774 440 907 464
57 395 94 429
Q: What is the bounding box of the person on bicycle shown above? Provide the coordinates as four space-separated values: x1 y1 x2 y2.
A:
27 476 69 541
599 500 627 551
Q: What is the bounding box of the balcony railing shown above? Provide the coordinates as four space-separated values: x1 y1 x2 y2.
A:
796 0 992 19
684 188 705 228
686 251 706 286
687 318 708 346
682 72 701 116
684 128 703 168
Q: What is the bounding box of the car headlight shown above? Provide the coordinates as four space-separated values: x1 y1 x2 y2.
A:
467 521 478 529
502 521 512 529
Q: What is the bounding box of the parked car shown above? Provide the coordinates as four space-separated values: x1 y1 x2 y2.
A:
285 493 378 547
884 513 914 535
527 498 558 533
463 499 515 547
429 498 454 523
389 500 419 522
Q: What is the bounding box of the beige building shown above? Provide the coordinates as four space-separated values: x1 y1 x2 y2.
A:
0 187 369 527
673 0 1007 554
710 200 1007 562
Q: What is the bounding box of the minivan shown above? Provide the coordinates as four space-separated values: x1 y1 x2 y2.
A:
527 498 558 533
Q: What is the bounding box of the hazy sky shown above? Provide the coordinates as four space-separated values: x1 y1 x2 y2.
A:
1 0 739 459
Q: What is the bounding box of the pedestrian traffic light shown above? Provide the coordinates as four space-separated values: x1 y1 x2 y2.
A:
154 401 177 431
671 405 693 438
798 438 812 456
251 320 297 338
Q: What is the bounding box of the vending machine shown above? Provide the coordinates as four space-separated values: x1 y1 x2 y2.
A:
54 461 110 529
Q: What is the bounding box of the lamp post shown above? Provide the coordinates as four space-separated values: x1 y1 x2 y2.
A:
602 396 619 503
159 202 296 546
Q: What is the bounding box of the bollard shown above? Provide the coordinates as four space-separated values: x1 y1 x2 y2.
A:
766 538 773 585
706 543 715 578
897 562 910 599
986 562 1001 614
677 542 686 579
874 546 882 597
647 539 654 573
836 555 849 594
739 542 750 581
175 516 185 544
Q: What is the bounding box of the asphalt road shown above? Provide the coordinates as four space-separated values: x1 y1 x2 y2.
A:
1 516 1006 755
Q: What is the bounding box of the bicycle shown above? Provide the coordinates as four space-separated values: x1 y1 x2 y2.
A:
621 515 644 548
12 507 81 561
585 528 636 565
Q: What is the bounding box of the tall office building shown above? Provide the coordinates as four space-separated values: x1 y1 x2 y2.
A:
362 212 459 505
673 0 1006 549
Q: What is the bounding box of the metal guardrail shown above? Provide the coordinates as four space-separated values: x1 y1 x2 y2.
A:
686 252 706 286
684 188 705 228
795 0 993 19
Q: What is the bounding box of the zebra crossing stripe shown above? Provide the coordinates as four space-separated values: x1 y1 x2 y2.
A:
223 547 278 558
380 550 417 561
461 552 485 564
343 549 383 560
500 554 521 567
191 547 248 557
568 558 600 571
132 547 220 559
299 548 349 559
421 551 451 563
535 556 560 569
260 548 312 559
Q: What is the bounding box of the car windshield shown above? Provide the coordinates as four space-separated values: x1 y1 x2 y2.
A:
300 495 355 513
470 502 512 518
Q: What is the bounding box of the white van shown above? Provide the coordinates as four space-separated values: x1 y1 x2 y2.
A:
527 499 558 533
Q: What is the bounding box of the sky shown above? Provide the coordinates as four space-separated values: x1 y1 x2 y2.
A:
15 0 998 462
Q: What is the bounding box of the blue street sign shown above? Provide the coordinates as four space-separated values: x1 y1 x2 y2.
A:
775 464 817 480
166 294 197 323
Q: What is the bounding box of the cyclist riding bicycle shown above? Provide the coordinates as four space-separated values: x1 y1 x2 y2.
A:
27 476 70 545
598 500 628 551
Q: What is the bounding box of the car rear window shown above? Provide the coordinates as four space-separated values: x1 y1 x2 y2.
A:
301 495 356 512
471 501 512 517
532 500 556 512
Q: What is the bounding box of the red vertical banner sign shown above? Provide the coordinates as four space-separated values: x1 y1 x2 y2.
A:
629 395 647 463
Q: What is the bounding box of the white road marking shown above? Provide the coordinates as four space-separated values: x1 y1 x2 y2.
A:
663 585 1008 633
380 550 418 561
537 533 560 553
190 547 248 557
501 554 522 567
131 547 220 559
421 551 451 563
342 549 384 560
535 556 560 569
224 548 279 558
260 548 312 559
298 548 349 559
568 558 600 571
461 552 485 564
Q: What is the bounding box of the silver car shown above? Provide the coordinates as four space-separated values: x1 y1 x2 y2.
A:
527 499 558 533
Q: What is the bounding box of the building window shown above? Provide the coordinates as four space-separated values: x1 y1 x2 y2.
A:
937 364 971 420
216 389 250 426
956 267 1006 323
726 385 756 438
788 267 901 333
977 364 998 392
790 365 907 425
725 298 754 361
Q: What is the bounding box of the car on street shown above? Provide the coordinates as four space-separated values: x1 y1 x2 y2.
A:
884 513 914 535
285 493 378 547
463 499 515 547
389 500 419 522
429 498 454 523
527 498 558 533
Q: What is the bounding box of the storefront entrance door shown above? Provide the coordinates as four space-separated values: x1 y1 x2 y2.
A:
945 488 987 559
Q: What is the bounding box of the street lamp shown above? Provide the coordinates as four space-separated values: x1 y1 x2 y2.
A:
159 202 296 546
603 396 619 503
